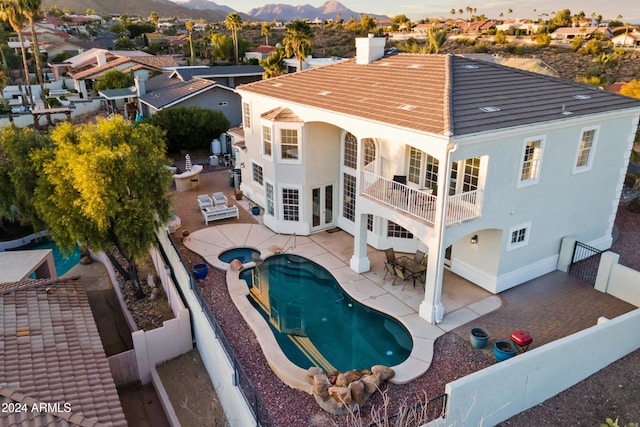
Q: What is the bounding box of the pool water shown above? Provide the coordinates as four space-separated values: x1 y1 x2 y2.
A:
218 247 260 264
10 238 81 277
242 253 413 372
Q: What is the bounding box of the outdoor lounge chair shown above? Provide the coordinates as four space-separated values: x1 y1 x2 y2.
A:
383 248 399 279
197 194 213 209
212 192 228 207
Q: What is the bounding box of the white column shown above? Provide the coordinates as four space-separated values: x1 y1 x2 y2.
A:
350 211 371 273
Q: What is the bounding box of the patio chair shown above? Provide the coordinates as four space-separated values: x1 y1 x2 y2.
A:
197 194 213 210
212 192 228 207
393 264 411 286
413 250 426 265
383 248 398 279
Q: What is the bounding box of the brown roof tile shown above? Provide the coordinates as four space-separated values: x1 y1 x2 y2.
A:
0 280 127 427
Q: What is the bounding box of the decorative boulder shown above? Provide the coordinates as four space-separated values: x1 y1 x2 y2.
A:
348 380 365 405
360 373 381 394
335 370 363 387
371 365 395 381
307 367 324 378
230 259 243 271
313 374 331 399
328 386 351 405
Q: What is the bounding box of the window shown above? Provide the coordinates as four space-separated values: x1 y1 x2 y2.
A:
265 182 274 216
408 147 421 185
262 125 272 157
463 157 480 192
574 127 597 172
282 188 299 221
508 223 531 250
367 214 373 232
242 102 251 128
387 221 414 239
519 137 544 186
344 132 357 169
424 154 439 192
281 129 299 160
363 139 376 169
449 161 458 196
342 173 356 222
252 163 263 186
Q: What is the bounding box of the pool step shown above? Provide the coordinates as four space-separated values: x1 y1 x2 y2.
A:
289 336 337 373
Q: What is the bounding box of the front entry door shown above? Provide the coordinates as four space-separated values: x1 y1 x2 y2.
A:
311 185 334 231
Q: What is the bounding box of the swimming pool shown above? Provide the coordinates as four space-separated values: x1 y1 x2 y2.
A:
218 247 261 264
10 238 80 277
242 253 413 372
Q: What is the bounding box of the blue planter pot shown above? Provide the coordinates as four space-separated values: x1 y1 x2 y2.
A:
494 340 517 362
251 206 260 215
192 263 209 280
470 327 490 349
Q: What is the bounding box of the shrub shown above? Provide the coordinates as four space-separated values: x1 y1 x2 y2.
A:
470 42 491 53
504 44 525 55
46 97 61 107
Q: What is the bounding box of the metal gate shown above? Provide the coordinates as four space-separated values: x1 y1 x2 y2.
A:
569 241 604 285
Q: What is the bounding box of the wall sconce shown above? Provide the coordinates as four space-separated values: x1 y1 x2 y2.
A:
470 235 478 245
240 162 245 168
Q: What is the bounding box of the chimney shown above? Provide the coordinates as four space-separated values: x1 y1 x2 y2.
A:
135 75 146 96
96 52 107 67
356 34 386 65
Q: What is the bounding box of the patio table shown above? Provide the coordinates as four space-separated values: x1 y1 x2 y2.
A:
394 256 426 288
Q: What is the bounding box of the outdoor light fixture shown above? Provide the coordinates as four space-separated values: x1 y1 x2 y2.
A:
470 235 478 245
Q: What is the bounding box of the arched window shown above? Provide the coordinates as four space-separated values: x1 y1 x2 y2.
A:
362 138 376 169
343 132 357 169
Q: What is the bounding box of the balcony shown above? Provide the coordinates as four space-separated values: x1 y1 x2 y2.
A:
361 170 482 226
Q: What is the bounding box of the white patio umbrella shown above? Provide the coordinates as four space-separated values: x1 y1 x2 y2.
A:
184 153 192 172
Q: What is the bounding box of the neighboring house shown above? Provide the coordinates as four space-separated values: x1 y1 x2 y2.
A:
611 30 640 47
137 76 241 125
234 36 640 324
283 56 347 73
0 276 128 426
168 65 264 88
551 26 611 40
65 48 178 98
412 23 449 33
245 45 277 61
495 19 540 35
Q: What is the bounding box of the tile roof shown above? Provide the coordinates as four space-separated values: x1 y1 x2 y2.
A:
238 53 640 136
138 77 221 109
171 65 264 82
0 279 127 426
261 107 302 122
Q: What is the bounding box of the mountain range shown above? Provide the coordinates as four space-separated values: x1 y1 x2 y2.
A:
40 0 387 22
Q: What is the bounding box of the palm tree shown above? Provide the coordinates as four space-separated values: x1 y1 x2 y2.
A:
185 20 195 65
0 68 12 121
261 22 272 45
19 0 46 104
259 47 286 79
225 12 243 64
0 0 33 106
283 20 313 72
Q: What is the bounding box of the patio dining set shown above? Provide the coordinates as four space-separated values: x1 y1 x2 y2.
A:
383 248 428 289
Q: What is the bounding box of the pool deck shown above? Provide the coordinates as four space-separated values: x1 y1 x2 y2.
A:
184 223 501 389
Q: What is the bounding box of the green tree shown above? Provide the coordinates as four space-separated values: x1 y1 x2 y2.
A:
0 124 50 234
225 12 243 63
147 106 230 152
494 30 507 45
423 29 447 53
620 80 640 98
259 46 286 79
19 0 45 103
0 0 33 106
535 33 551 47
34 116 172 298
261 21 272 45
95 68 134 91
283 20 314 72
185 20 196 65
149 11 159 27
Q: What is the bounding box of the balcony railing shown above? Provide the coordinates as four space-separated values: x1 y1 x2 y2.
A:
361 170 482 226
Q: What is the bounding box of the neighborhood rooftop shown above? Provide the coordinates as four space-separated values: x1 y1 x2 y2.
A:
239 53 640 136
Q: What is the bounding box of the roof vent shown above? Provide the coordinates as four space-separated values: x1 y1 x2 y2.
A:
573 94 591 100
479 106 500 112
318 91 331 96
462 64 480 69
272 82 283 87
398 104 417 111
408 64 423 69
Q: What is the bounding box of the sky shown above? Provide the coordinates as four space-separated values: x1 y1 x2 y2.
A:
172 0 639 23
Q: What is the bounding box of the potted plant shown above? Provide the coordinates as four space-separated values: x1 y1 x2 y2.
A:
250 204 260 215
469 327 490 349
192 263 209 280
493 340 517 362
235 189 243 200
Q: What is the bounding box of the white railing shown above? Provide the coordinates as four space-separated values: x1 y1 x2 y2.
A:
362 170 437 224
361 171 482 226
446 189 482 225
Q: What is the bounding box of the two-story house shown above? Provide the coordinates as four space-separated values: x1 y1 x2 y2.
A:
234 36 640 324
